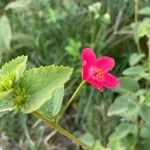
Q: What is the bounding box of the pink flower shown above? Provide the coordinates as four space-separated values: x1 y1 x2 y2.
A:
82 48 120 92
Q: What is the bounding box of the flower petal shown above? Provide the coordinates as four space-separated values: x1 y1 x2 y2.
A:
85 76 104 92
96 56 115 72
82 48 96 68
102 73 120 89
82 48 96 80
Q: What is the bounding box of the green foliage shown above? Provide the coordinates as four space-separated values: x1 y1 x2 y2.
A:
0 56 73 115
93 140 104 150
0 55 27 101
140 106 150 125
107 138 121 150
110 122 137 139
0 56 27 112
115 77 139 93
17 65 73 113
141 123 150 139
108 95 138 117
65 39 81 59
144 91 150 106
0 55 27 80
0 91 13 112
134 18 150 43
122 65 146 77
129 53 145 66
0 15 11 53
80 132 95 147
139 7 150 16
0 72 15 94
137 18 150 38
11 33 36 51
39 87 64 118
0 0 150 149
5 0 30 11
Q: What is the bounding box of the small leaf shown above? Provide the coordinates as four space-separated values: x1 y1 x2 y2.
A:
137 18 150 40
0 56 27 97
141 123 150 139
0 72 15 93
65 39 81 58
79 132 95 147
108 95 132 116
5 0 30 11
0 15 12 53
0 55 28 81
12 33 36 50
17 66 73 113
140 106 150 125
110 122 137 139
139 7 150 16
39 87 64 118
115 77 139 93
122 65 145 76
129 53 145 66
144 91 150 107
93 140 104 150
107 138 121 150
0 92 14 112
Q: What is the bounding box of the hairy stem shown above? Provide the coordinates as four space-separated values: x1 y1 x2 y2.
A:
148 38 150 76
33 111 91 150
134 0 141 54
133 117 142 150
57 81 85 121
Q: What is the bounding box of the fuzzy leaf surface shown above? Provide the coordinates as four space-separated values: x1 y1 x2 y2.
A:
18 66 73 113
39 87 64 118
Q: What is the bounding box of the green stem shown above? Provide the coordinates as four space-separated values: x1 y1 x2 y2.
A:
133 117 142 150
148 38 150 76
134 0 141 54
57 81 85 121
33 111 91 150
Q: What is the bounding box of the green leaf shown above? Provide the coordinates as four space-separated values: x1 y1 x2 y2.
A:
0 15 12 53
129 53 145 66
0 72 15 94
0 56 27 97
108 138 121 150
133 18 150 43
141 123 150 139
122 65 145 76
140 106 150 125
79 132 95 147
65 39 81 58
115 77 139 93
12 33 36 50
0 55 28 81
17 66 73 113
139 7 150 16
124 103 140 119
0 91 14 112
110 122 137 139
38 87 64 118
120 134 136 149
0 55 27 75
5 0 30 11
93 140 104 150
144 91 150 107
137 18 150 39
108 95 133 116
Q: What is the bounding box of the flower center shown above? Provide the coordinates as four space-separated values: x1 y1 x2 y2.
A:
93 68 104 80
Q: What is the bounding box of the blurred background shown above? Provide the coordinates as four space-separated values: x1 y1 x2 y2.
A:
0 0 150 149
